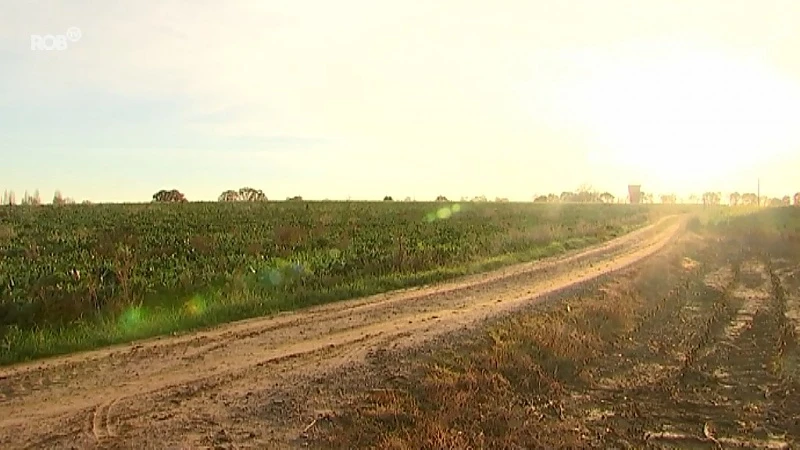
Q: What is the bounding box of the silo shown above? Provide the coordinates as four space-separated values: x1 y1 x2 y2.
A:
628 185 641 204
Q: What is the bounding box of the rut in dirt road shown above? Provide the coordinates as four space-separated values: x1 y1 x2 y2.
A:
0 216 683 449
644 258 797 449
562 235 799 449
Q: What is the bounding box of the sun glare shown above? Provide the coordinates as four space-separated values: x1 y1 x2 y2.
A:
564 48 800 191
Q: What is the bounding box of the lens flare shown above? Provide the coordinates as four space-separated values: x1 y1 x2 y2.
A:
436 207 452 219
184 295 207 317
292 262 306 275
118 306 145 332
424 203 463 222
268 269 283 286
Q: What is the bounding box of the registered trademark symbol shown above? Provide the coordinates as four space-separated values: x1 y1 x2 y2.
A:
66 27 82 42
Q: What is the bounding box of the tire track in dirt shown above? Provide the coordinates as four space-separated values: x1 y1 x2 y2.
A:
677 260 743 383
769 262 800 385
587 235 739 397
0 216 684 449
90 397 119 442
642 257 795 449
525 230 797 449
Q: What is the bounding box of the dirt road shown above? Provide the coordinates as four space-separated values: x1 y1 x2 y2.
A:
0 215 685 449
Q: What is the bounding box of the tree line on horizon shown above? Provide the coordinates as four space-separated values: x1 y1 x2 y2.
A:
144 188 800 206
1 189 87 206
2 187 800 207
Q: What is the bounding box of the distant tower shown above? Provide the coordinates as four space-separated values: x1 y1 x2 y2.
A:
628 185 642 204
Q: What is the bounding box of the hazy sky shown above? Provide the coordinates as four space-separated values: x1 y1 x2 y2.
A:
2 1 800 202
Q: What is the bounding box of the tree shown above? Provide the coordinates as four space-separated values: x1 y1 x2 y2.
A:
599 192 615 204
152 189 187 203
741 193 757 206
769 198 783 207
435 195 449 202
495 197 509 203
729 192 741 207
794 193 800 206
642 192 654 204
572 185 600 203
2 190 15 206
688 194 699 204
404 196 412 202
286 196 303 201
238 187 267 202
533 195 548 203
560 191 575 203
782 196 791 206
702 192 721 206
471 195 487 202
660 194 677 204
53 190 67 205
21 190 34 206
218 190 240 202
383 196 393 201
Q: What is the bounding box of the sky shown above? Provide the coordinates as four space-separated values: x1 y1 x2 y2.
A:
2 0 800 202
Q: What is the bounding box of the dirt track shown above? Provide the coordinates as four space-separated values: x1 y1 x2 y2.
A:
0 215 685 449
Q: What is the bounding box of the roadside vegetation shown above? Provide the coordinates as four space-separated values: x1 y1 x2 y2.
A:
315 207 800 449
1 202 676 365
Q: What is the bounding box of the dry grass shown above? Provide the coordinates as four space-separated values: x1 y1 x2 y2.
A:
319 271 648 449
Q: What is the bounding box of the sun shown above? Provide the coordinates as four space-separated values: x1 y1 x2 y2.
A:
561 47 800 192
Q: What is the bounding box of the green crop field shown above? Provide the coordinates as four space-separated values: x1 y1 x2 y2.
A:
0 201 667 365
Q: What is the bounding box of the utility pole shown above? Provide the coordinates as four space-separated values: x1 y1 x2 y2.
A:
757 178 760 208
